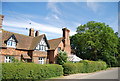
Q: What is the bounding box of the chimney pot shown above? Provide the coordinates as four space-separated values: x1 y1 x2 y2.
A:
0 15 4 28
35 31 39 36
29 28 34 37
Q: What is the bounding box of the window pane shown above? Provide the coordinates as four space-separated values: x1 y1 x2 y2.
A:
7 37 16 48
5 56 13 63
58 47 61 52
38 57 45 64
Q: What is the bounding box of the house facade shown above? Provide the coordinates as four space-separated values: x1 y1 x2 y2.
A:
0 28 50 64
0 15 71 64
48 28 71 64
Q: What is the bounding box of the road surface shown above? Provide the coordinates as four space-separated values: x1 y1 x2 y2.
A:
57 68 118 79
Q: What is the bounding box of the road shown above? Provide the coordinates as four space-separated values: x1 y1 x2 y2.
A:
57 68 118 79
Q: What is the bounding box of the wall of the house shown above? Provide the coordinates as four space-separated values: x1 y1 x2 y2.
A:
32 50 47 64
48 50 54 64
0 48 48 64
0 48 28 62
54 41 64 63
48 41 64 64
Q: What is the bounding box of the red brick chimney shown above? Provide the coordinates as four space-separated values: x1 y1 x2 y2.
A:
62 27 71 55
29 28 34 37
0 15 4 28
35 30 39 36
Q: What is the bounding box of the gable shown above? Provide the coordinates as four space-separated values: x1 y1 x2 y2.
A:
35 35 49 51
5 35 17 48
5 34 18 43
29 34 50 50
48 37 64 50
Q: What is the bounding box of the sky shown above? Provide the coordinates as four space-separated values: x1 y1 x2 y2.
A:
2 2 118 39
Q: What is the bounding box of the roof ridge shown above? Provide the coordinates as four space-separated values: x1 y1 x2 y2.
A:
2 29 32 37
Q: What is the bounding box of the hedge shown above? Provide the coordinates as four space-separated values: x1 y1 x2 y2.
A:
63 60 107 75
2 63 63 79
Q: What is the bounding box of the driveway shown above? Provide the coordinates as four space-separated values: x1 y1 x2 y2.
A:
56 68 118 79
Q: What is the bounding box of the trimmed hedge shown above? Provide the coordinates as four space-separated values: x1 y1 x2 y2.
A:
63 60 107 75
2 63 63 79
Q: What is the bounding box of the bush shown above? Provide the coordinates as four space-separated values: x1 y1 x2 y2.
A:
63 63 84 75
57 51 68 65
80 60 107 73
63 60 107 75
2 63 63 79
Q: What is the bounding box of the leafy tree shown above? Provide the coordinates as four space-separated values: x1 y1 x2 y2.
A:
71 21 118 66
116 37 120 66
57 50 68 65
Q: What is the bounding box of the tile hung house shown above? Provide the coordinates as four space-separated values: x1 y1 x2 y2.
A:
0 15 71 64
48 28 71 64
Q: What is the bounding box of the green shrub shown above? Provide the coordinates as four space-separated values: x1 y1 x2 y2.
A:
80 60 107 73
57 51 68 65
63 63 84 75
2 63 63 79
63 60 107 75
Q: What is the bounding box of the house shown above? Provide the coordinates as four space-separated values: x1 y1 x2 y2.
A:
0 15 72 64
1 28 50 64
48 28 71 64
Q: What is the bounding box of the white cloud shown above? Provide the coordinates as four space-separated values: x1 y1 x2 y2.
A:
3 19 76 36
47 2 61 15
3 18 62 34
45 14 60 20
3 13 76 37
86 0 100 13
53 14 59 20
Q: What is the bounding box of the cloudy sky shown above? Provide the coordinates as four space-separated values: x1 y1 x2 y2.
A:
2 2 118 39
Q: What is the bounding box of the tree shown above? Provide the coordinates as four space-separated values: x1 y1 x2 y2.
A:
116 37 120 66
71 21 118 66
57 50 68 65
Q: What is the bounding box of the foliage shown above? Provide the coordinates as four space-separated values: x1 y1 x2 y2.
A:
70 21 118 66
63 63 84 75
2 63 63 79
116 37 120 67
57 50 68 65
80 60 107 73
12 58 19 63
63 60 107 75
116 54 120 67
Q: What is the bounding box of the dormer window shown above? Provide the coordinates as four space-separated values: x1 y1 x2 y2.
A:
6 35 17 48
35 38 48 51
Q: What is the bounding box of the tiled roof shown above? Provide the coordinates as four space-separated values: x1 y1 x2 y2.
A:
29 34 44 50
22 54 31 59
48 37 64 50
1 29 45 50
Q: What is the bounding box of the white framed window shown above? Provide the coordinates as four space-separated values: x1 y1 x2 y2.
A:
35 38 48 51
4 56 13 63
38 57 45 64
7 37 16 48
58 47 61 52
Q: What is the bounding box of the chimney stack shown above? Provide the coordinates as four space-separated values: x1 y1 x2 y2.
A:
0 15 4 28
29 28 34 37
35 30 39 36
62 27 71 55
62 27 70 40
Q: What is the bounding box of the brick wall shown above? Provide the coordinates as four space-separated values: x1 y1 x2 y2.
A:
0 48 28 62
33 50 47 64
62 28 71 56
